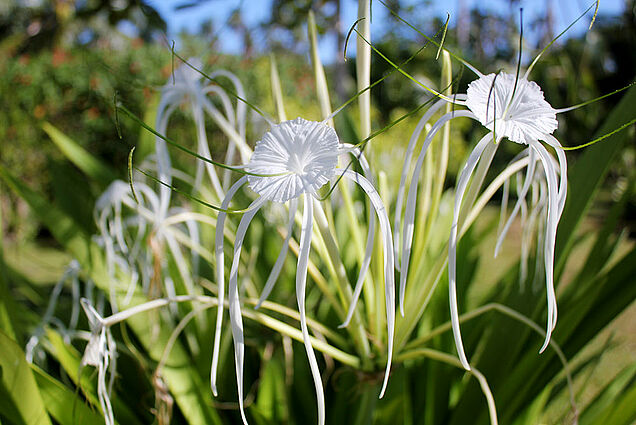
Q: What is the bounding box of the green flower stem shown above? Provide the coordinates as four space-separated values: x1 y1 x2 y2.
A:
395 348 498 425
395 254 447 351
269 55 287 122
352 382 380 425
308 10 334 128
307 10 370 359
357 0 372 140
396 204 489 352
249 299 348 348
411 135 434 262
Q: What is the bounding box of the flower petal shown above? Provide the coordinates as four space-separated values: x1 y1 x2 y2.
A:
297 196 325 425
394 98 449 268
495 148 537 257
449 133 494 370
529 141 560 353
342 170 395 398
211 176 247 396
229 196 267 425
401 110 474 315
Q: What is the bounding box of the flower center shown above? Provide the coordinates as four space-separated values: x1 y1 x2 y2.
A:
287 149 309 175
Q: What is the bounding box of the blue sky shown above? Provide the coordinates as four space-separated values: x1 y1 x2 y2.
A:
146 0 626 63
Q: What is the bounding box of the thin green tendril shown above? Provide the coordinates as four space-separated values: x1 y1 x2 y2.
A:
116 103 286 178
486 71 503 144
561 118 636 151
436 13 450 60
318 75 459 201
377 0 480 76
334 18 445 119
135 167 252 214
525 1 597 78
589 0 600 30
344 18 365 62
353 28 454 102
128 147 139 204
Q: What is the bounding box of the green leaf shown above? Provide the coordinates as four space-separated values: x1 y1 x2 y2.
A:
580 364 636 425
0 330 52 425
555 86 636 278
32 367 105 425
42 122 117 187
0 188 17 340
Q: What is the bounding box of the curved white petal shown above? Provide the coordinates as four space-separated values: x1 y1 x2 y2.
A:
339 175 376 329
495 149 537 257
544 135 568 216
211 176 247 396
449 133 494 370
401 110 475 314
298 196 324 425
193 105 224 199
342 170 395 398
338 144 377 328
529 141 560 353
394 97 465 268
229 196 267 425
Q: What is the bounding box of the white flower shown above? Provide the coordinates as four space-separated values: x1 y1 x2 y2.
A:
465 73 558 144
94 179 203 308
80 298 117 425
155 58 250 210
396 70 567 371
246 118 339 202
26 260 82 364
213 117 395 425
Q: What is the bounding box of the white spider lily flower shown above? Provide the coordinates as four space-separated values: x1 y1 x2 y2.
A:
450 72 567 369
397 70 567 371
465 73 559 144
77 295 217 425
94 179 204 309
26 260 82 364
155 58 250 213
213 117 395 425
80 298 117 425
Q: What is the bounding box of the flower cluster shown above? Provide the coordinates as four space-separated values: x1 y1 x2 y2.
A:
32 14 603 425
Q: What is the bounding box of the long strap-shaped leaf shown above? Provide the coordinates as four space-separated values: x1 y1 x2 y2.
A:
555 86 636 277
